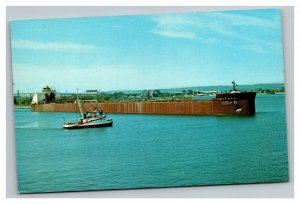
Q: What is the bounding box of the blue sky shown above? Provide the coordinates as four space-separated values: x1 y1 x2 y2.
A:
11 9 284 93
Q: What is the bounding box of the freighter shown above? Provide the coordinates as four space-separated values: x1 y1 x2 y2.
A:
31 81 256 116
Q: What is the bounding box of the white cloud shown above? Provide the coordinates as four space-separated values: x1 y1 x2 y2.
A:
198 37 220 45
242 44 267 54
211 12 280 29
149 11 281 53
151 29 197 39
150 15 198 40
150 14 219 44
151 14 202 28
12 39 99 52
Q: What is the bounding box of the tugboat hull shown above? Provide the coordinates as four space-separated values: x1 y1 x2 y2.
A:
63 120 113 129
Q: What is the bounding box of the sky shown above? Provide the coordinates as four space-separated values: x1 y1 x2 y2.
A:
11 9 285 93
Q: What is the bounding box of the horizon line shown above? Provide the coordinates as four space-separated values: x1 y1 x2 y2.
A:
13 82 285 94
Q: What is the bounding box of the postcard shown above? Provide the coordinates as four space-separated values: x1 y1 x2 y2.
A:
11 9 288 193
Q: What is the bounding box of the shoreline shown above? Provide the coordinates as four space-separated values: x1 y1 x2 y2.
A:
14 106 31 109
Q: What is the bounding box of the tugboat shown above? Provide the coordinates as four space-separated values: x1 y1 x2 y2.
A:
63 95 113 129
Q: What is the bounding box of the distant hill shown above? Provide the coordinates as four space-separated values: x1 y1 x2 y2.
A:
104 83 285 94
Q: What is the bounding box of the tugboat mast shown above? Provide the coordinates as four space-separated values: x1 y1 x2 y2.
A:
76 88 84 119
232 80 237 91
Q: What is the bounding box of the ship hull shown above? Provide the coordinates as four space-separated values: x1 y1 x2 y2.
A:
33 93 256 116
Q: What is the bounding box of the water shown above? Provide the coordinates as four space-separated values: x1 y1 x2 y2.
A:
15 94 289 193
